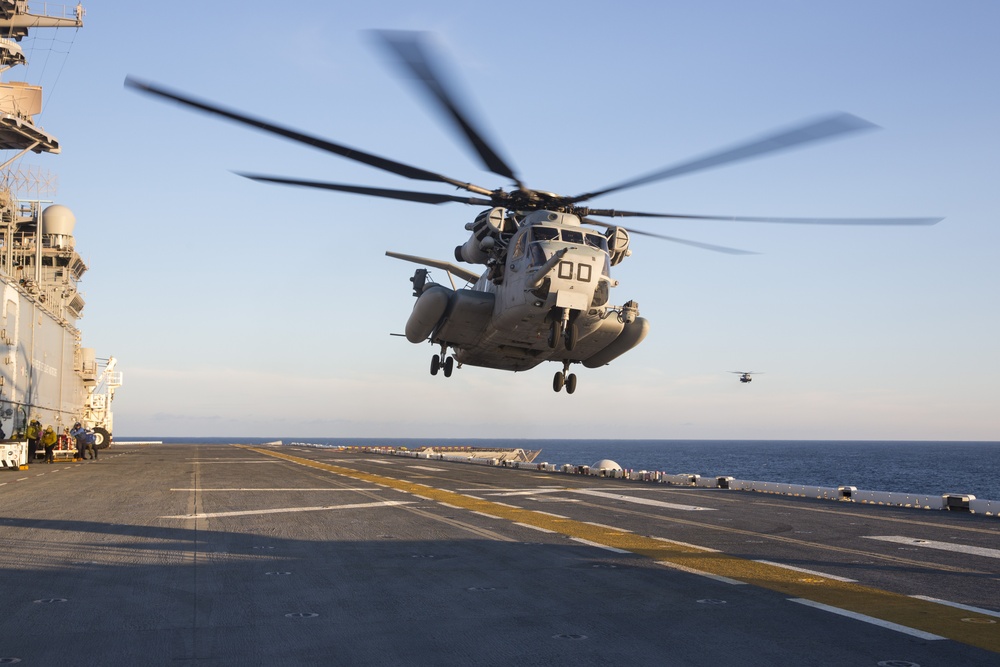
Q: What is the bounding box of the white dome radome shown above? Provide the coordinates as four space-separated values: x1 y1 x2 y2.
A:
41 204 76 236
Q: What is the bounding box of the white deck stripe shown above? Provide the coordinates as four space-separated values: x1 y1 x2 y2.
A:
754 560 857 582
170 488 378 492
655 560 746 585
651 536 720 553
863 536 1000 559
910 595 1000 619
186 460 281 463
583 521 631 532
570 538 630 554
515 522 556 534
161 500 413 519
569 489 713 511
484 489 564 497
789 598 945 640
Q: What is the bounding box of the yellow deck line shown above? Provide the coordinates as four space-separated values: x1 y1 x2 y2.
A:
244 446 1000 654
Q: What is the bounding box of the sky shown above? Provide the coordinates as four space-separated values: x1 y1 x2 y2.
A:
11 1 999 440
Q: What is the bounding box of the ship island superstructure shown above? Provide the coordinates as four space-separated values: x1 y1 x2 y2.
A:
0 2 119 448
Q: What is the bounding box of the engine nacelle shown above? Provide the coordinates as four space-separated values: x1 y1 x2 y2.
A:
455 207 509 264
605 226 631 266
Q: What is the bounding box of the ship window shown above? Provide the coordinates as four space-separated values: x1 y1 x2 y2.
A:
561 230 584 244
531 226 559 241
585 234 609 251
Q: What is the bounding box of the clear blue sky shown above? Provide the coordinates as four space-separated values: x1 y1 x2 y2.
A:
19 1 999 440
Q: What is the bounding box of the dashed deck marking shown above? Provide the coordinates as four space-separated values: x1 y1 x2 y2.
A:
170 488 379 492
571 538 630 554
570 488 714 511
515 522 556 534
161 500 413 519
863 536 1000 559
755 560 857 583
789 598 945 640
241 445 1000 655
910 596 1000 619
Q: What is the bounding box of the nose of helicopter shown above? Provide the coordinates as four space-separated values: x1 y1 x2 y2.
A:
548 246 603 311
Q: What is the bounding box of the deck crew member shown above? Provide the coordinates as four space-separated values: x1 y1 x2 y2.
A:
70 422 86 461
42 426 57 464
26 418 41 461
84 429 98 461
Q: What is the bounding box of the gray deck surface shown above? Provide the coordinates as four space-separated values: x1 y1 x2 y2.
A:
2 442 998 666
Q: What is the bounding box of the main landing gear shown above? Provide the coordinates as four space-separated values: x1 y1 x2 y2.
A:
429 345 455 377
553 360 577 394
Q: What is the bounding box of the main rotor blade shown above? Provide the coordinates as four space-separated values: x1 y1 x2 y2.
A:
582 217 757 255
124 76 493 197
567 113 878 205
236 173 495 206
584 209 943 226
375 30 522 187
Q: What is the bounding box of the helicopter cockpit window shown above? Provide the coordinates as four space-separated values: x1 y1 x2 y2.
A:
561 230 584 244
585 234 609 252
511 230 526 259
531 226 560 242
528 243 547 268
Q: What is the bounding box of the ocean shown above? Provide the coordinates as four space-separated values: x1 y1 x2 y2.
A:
140 437 1000 501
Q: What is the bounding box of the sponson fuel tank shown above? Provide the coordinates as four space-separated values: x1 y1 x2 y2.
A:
405 285 452 343
583 317 650 368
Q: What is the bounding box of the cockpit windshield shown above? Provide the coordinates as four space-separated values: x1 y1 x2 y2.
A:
531 226 560 242
585 234 609 252
530 226 609 252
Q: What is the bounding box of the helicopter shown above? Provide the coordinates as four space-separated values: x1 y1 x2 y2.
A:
124 31 940 395
731 371 761 384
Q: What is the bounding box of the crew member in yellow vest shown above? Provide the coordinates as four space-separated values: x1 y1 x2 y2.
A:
42 426 58 464
26 418 41 462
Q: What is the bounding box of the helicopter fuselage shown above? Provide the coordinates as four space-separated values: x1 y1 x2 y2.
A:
399 209 649 391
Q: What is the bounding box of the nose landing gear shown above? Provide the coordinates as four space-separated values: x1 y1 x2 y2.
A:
548 308 580 351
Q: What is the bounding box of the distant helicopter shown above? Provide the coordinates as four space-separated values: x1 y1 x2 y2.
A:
125 31 940 395
731 371 761 384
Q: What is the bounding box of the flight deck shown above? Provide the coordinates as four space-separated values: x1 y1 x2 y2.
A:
2 442 998 666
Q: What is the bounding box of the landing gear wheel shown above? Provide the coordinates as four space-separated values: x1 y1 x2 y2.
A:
443 356 454 377
548 319 564 349
430 354 440 376
93 427 112 450
565 323 579 351
565 373 577 394
553 371 565 392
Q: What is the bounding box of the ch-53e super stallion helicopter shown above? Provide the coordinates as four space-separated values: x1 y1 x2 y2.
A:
731 371 761 384
125 31 940 395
